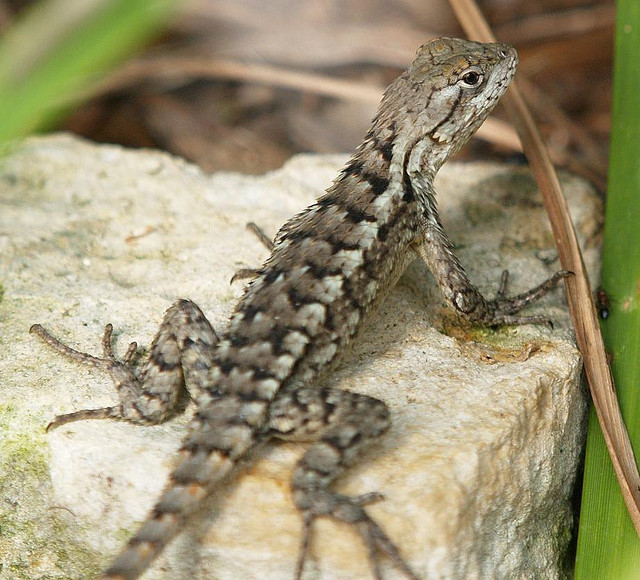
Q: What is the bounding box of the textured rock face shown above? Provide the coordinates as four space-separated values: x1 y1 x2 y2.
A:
0 134 600 579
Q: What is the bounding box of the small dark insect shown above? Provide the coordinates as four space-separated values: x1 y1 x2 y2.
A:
595 286 611 319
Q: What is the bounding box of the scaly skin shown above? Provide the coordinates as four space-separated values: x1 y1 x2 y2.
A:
31 37 569 580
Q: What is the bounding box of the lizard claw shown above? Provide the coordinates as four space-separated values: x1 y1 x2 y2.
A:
230 221 275 284
295 491 419 580
474 269 571 327
31 323 139 431
230 267 263 284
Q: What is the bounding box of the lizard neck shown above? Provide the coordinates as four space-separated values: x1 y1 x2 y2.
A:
342 109 442 232
329 117 428 228
401 135 440 226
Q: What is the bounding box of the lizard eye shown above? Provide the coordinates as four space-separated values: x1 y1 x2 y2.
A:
458 69 483 88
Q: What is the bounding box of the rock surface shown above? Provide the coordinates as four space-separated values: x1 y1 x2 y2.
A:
0 134 601 580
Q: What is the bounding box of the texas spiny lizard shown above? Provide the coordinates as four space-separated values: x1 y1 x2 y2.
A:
31 38 569 580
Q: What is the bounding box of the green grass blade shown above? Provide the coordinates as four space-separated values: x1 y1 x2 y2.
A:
574 1 640 578
0 0 183 142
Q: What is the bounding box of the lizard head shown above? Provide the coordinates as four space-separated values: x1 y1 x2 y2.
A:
375 37 518 177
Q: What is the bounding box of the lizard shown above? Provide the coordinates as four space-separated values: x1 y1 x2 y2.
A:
31 37 570 580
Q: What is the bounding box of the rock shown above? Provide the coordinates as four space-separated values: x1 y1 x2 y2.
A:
0 134 600 580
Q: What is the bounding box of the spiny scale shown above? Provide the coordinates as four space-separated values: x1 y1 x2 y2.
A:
32 37 569 580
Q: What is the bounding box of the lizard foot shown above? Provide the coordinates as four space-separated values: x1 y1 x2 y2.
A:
30 323 139 431
230 222 274 284
295 490 420 580
478 269 573 327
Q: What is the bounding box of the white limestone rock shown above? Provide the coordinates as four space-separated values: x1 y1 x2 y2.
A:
0 134 601 579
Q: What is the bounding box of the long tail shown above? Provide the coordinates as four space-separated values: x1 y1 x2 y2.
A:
101 398 265 580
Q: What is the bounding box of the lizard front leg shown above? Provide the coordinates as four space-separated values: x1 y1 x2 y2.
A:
414 220 571 327
31 298 218 430
269 386 420 580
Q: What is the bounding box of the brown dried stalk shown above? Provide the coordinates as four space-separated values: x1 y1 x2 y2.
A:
447 0 640 535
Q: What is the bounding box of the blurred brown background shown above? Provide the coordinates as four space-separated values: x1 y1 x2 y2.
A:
2 0 613 187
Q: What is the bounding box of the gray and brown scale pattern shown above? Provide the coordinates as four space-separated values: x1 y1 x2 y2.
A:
31 37 569 580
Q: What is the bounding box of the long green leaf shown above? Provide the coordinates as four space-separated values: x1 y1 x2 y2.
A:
0 0 182 142
574 1 640 578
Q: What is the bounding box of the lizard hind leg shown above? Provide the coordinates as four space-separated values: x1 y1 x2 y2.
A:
268 386 420 580
32 298 219 431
